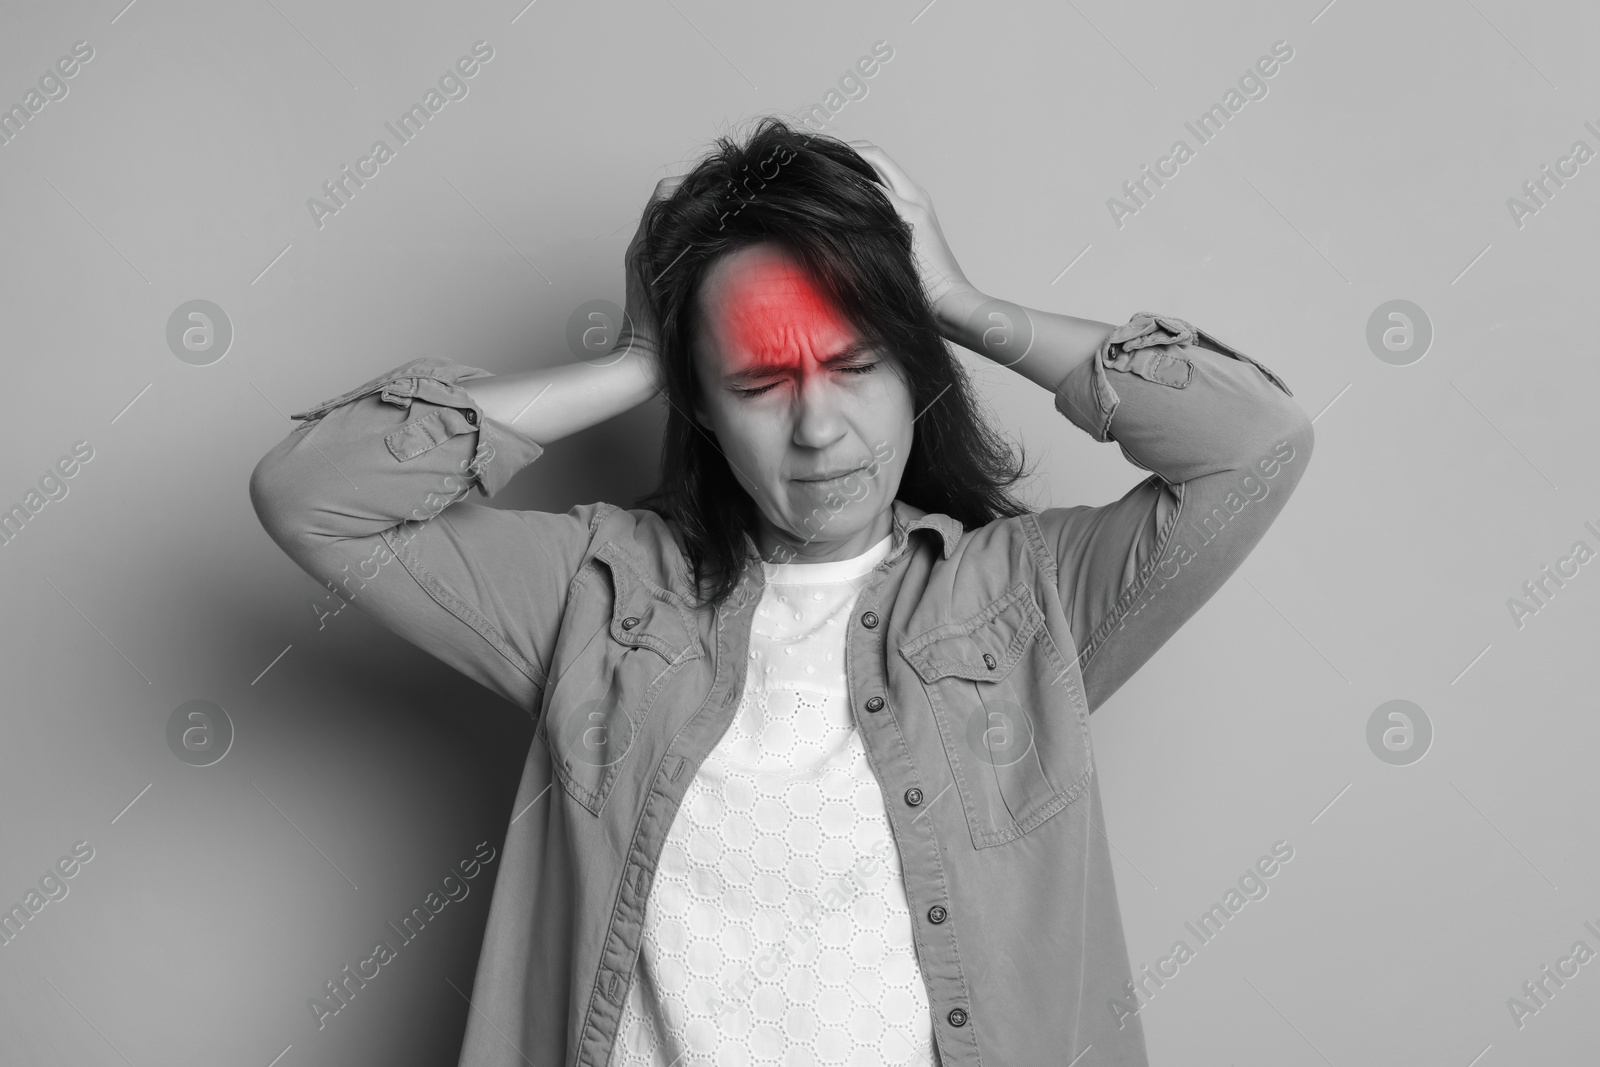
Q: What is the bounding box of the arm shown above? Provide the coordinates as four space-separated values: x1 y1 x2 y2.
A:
1050 313 1312 710
461 170 668 440
248 352 649 712
461 345 656 442
249 181 676 711
845 141 1313 711
934 286 1114 393
981 305 1314 711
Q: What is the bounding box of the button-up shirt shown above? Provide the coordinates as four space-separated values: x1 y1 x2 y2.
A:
249 311 1314 1067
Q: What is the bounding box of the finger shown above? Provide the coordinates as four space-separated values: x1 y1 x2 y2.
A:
850 144 920 201
649 174 687 201
855 154 902 199
846 140 895 184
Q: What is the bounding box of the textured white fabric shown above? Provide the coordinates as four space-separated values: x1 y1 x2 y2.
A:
609 534 936 1067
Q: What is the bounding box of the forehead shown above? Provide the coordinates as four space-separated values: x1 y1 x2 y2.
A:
695 244 854 364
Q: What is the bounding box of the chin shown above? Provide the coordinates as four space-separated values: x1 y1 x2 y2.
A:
786 496 886 544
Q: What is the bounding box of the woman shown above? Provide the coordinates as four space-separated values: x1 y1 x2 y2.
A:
251 117 1313 1067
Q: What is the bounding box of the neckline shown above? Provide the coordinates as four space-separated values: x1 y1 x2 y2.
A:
762 534 894 584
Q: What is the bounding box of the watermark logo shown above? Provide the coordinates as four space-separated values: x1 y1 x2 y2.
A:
564 697 637 769
1506 918 1600 1030
964 299 1035 367
565 298 633 367
1110 839 1295 1029
963 698 1035 768
306 41 495 231
1505 121 1600 230
0 439 94 550
1118 440 1300 629
1107 40 1294 229
1366 699 1431 766
166 699 234 767
796 40 895 131
1506 522 1598 630
307 841 497 1031
309 446 494 632
719 439 898 616
1365 299 1432 367
0 840 95 949
166 300 233 366
0 40 94 151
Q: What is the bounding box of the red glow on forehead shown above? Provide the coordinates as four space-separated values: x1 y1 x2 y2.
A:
714 254 849 371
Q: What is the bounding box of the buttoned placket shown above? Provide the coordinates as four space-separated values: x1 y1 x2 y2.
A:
577 549 769 1067
577 513 982 1067
843 541 980 1066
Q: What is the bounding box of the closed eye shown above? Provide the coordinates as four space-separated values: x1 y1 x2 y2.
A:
732 361 879 398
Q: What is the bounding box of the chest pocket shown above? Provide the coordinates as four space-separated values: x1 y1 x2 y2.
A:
537 540 701 816
899 583 1093 850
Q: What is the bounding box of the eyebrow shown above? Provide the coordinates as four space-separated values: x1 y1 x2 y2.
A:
723 340 878 384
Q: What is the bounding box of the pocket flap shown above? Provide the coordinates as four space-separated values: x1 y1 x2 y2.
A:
290 364 478 423
1114 346 1193 388
899 584 1044 684
384 406 477 463
595 541 700 664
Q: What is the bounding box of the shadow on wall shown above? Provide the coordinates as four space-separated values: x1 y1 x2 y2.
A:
491 396 667 515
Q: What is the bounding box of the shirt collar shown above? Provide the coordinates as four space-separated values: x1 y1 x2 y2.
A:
889 499 964 561
737 500 964 564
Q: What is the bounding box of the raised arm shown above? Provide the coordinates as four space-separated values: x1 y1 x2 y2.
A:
846 141 1313 712
248 181 675 711
247 350 653 712
964 305 1314 711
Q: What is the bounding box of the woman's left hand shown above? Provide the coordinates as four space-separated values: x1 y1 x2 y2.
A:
847 140 981 329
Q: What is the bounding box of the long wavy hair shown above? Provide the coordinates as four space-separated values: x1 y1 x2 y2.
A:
632 116 1033 609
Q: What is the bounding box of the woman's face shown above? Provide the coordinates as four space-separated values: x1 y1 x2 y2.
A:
690 242 914 563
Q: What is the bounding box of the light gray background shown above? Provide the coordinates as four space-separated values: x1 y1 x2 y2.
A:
2 0 1597 1064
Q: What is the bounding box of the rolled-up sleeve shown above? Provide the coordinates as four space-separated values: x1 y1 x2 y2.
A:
248 357 600 713
1036 312 1315 711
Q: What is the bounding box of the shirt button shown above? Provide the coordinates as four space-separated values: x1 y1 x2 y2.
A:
904 788 923 806
982 652 997 670
947 1008 968 1027
865 696 885 713
621 616 639 630
464 408 478 425
861 611 879 629
928 905 947 924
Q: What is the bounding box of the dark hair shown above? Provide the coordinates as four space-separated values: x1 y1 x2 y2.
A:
633 116 1032 609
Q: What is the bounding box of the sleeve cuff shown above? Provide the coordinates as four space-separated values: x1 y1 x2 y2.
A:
1053 311 1294 442
289 356 545 498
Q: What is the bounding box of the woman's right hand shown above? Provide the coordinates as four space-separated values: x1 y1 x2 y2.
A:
617 174 686 389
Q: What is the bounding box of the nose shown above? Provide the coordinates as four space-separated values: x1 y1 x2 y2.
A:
790 366 847 450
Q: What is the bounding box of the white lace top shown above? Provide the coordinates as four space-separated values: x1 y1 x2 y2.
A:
608 533 936 1067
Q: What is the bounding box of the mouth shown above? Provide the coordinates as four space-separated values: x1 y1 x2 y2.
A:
793 464 868 487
